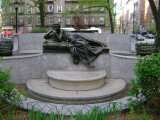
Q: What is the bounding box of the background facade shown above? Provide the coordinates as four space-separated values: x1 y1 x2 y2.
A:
1 0 111 33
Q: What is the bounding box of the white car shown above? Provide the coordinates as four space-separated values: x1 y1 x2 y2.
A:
136 35 145 41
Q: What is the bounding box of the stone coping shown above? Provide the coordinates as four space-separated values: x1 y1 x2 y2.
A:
18 92 144 116
110 53 138 59
3 53 42 60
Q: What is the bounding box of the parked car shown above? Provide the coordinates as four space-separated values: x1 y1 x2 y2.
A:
136 35 145 41
146 34 154 39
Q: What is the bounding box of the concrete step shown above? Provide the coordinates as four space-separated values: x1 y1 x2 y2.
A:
47 70 106 90
27 79 126 104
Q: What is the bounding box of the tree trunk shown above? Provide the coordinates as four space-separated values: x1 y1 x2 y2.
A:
39 1 45 28
148 0 160 52
107 0 114 33
148 0 160 36
156 11 160 36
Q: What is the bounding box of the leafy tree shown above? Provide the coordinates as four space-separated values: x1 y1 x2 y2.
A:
147 24 156 34
135 24 141 34
0 11 2 32
1 0 15 19
62 0 115 33
1 0 51 28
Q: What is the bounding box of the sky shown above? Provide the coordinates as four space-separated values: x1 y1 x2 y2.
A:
114 0 128 16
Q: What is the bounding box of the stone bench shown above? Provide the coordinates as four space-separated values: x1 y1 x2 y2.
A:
136 44 160 56
0 44 13 56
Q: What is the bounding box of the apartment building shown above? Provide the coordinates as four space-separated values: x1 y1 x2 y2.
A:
118 0 158 34
1 0 111 33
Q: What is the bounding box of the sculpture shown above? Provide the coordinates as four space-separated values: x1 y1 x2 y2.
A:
44 23 108 68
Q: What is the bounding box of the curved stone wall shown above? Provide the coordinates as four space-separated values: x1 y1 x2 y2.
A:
0 53 137 84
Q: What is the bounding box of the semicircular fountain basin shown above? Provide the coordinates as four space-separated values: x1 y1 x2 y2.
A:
47 70 106 91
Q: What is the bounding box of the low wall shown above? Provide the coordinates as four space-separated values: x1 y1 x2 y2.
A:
0 33 137 84
0 53 137 84
19 33 133 53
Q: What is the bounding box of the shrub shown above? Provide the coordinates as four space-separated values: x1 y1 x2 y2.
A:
129 53 160 112
155 36 160 53
31 27 50 33
0 57 24 106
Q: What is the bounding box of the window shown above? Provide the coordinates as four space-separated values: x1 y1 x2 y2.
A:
100 7 104 11
48 5 53 12
36 7 40 13
19 27 23 31
10 19 14 24
27 6 32 13
10 0 14 3
57 5 62 12
28 27 32 31
84 17 88 24
28 17 32 24
66 5 70 11
58 17 61 23
100 17 104 24
92 17 95 22
75 5 79 10
19 18 23 24
83 5 88 11
10 6 14 12
66 17 70 24
49 17 53 24
37 16 40 25
19 6 24 13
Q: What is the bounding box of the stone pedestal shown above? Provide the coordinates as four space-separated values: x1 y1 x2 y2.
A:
47 70 106 90
12 34 19 54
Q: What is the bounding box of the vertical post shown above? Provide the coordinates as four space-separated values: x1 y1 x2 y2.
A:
16 8 18 33
14 1 19 34
133 3 135 34
13 1 19 54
